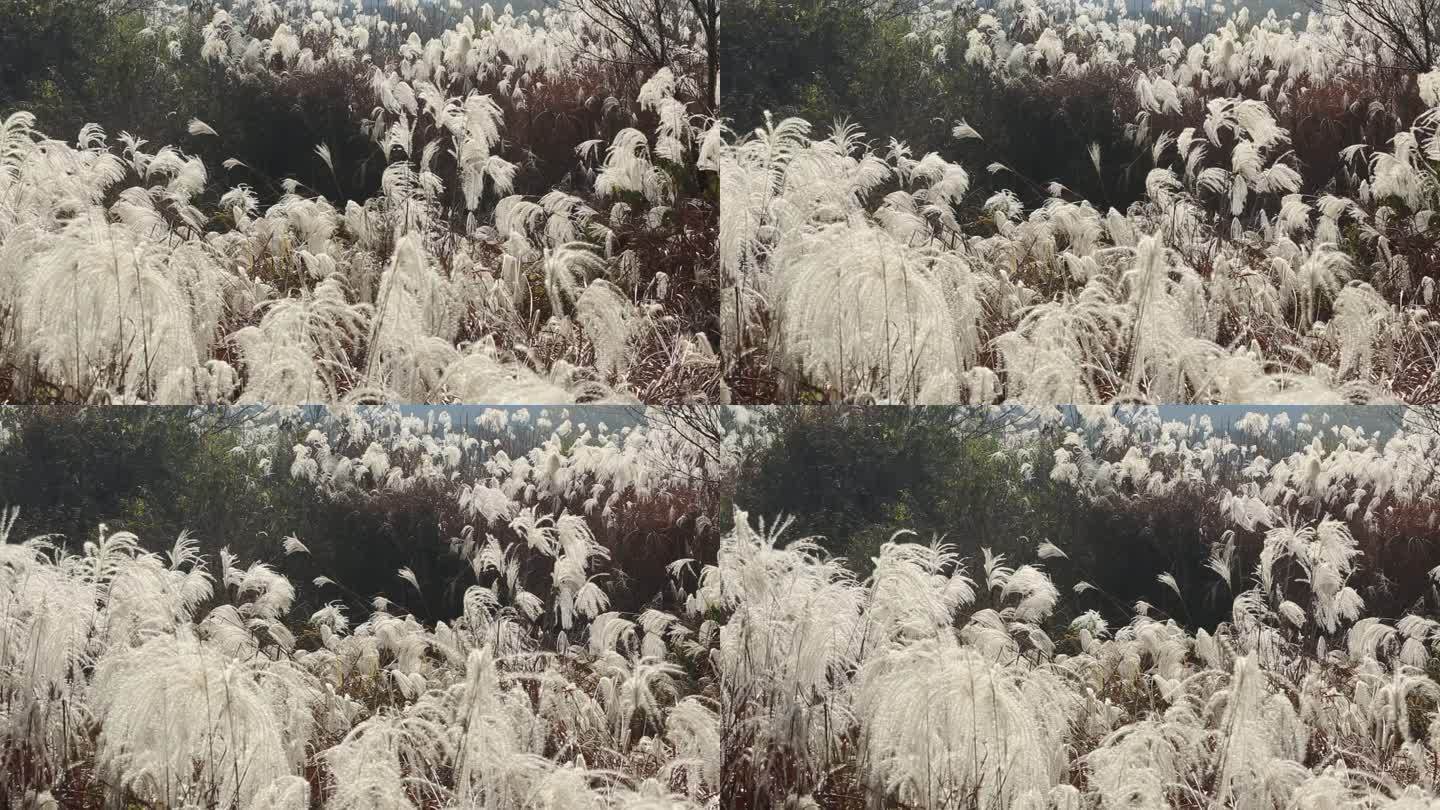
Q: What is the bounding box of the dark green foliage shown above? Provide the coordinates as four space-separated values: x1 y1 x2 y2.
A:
732 406 1242 630
0 405 715 625
731 406 1440 635
0 406 447 619
730 406 1053 568
1 1 175 135
0 406 274 550
0 0 630 210
0 0 371 206
722 0 1149 208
